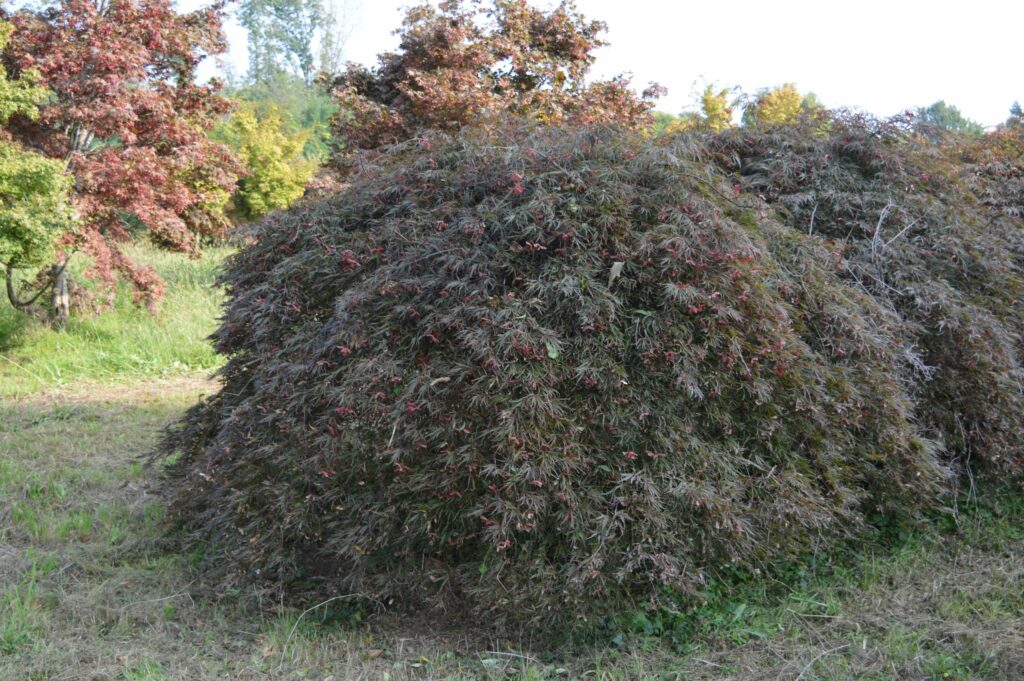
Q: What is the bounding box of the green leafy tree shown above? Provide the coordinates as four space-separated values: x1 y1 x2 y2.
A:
215 104 316 220
916 100 984 136
239 0 354 86
241 0 321 86
1006 101 1023 130
0 144 74 269
0 20 74 312
664 84 737 133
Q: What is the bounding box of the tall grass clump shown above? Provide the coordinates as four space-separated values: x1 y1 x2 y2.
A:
154 119 1023 632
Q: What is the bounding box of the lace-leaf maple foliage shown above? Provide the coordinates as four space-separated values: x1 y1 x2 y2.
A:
322 0 664 168
154 120 992 631
706 113 1024 480
3 0 239 309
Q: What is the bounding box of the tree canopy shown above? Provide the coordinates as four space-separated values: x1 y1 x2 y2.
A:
323 0 663 167
741 83 821 126
916 100 984 136
0 20 73 282
4 0 239 310
213 103 316 220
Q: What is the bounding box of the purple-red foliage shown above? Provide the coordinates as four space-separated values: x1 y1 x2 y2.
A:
155 121 971 631
705 113 1024 481
323 0 663 170
4 0 239 309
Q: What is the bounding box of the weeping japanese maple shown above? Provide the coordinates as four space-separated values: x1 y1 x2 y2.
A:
154 122 954 630
704 113 1024 481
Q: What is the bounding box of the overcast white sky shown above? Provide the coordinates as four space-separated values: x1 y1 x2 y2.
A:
197 0 1023 127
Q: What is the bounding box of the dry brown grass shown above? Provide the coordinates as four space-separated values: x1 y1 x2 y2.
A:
1 374 1022 680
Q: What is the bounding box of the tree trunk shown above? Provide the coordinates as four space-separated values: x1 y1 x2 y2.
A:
51 258 69 328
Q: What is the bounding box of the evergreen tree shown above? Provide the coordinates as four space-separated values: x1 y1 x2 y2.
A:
916 100 984 136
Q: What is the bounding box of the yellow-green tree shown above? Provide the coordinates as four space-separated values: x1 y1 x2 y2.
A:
215 105 316 220
664 85 736 133
0 20 75 309
743 83 821 126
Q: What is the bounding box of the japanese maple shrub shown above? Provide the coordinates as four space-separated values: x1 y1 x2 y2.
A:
323 0 664 169
154 122 951 630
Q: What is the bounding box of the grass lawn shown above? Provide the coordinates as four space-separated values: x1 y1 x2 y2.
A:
1 248 1022 679
0 245 229 399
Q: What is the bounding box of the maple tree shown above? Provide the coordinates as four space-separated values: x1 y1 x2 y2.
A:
664 84 737 133
3 0 239 318
742 82 821 126
323 0 664 167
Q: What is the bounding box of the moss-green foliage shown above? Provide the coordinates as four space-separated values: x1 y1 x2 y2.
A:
0 20 73 269
214 104 316 220
157 120 1024 633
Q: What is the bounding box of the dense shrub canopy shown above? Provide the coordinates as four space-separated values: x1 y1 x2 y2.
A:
706 115 1024 480
150 116 1024 630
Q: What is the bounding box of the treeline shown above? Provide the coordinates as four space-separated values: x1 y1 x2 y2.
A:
653 82 1019 135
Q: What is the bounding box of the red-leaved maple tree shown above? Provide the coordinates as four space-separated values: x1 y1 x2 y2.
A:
3 0 238 316
324 0 665 168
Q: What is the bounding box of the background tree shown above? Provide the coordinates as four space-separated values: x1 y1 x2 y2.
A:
227 74 337 162
664 84 737 133
241 0 321 87
915 100 984 136
0 20 74 314
1005 101 1023 131
239 0 355 87
4 0 239 320
213 104 316 220
324 0 663 166
318 0 357 77
742 82 818 126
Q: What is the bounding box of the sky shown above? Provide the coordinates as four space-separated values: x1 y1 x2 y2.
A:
194 0 1023 128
